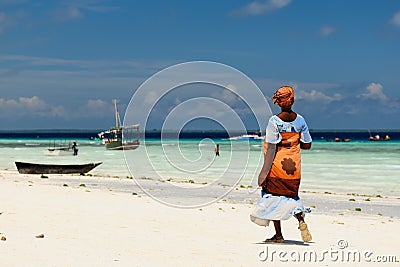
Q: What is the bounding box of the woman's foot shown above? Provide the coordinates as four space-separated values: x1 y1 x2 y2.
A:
265 234 284 243
298 222 312 242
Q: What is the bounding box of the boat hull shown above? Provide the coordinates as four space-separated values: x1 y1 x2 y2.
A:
105 140 139 150
15 162 102 174
44 148 74 156
369 138 390 141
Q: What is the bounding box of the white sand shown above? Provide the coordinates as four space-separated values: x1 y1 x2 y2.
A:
1 171 399 267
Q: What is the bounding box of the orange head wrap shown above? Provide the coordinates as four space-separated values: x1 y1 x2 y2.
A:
272 86 294 108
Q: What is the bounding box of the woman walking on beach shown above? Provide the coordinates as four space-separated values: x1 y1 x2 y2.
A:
250 86 312 243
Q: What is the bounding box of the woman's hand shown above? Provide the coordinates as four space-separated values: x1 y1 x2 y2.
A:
279 140 291 147
300 142 312 150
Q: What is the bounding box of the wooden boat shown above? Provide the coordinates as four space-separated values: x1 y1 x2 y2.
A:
99 100 140 150
102 125 140 150
15 161 102 174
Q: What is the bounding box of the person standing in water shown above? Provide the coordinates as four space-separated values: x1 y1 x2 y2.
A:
72 141 79 156
250 86 312 243
215 144 220 156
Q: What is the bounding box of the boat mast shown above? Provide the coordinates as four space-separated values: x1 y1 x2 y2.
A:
113 99 119 129
368 129 372 138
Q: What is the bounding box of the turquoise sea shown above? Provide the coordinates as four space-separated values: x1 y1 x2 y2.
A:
1 132 400 198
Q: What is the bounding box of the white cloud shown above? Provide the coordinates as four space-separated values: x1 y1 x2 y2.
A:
318 26 336 37
233 0 292 16
226 84 237 92
0 54 180 128
86 99 108 109
0 96 46 112
19 96 47 111
144 91 158 105
0 54 174 103
359 83 388 101
390 11 400 27
211 88 241 105
0 97 119 120
296 89 343 104
0 96 65 117
77 99 114 118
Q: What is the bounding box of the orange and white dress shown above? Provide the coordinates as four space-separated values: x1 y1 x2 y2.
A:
251 114 312 226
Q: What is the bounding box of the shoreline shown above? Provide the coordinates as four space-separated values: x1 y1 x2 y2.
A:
1 170 400 266
2 169 400 217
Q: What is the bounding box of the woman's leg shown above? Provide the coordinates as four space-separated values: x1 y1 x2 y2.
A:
273 220 283 237
265 220 284 242
295 212 312 242
295 212 304 223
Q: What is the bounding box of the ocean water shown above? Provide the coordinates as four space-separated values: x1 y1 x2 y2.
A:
1 132 399 197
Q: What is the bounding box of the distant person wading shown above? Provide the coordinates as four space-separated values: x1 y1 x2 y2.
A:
72 142 79 156
215 144 220 156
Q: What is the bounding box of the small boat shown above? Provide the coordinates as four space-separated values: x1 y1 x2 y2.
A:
15 161 102 174
45 147 74 156
330 137 351 142
228 134 263 141
99 100 140 150
368 131 390 141
100 125 140 150
369 135 390 141
44 141 78 156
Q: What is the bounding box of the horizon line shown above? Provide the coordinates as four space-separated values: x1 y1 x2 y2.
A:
0 128 399 132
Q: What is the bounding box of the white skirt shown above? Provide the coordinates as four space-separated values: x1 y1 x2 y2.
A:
250 190 310 226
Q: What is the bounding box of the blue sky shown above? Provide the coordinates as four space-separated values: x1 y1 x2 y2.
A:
0 0 400 130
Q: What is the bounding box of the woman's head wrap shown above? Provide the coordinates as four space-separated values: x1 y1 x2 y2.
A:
272 86 294 108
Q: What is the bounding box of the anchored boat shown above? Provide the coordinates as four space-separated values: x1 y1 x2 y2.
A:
15 161 102 174
98 100 140 150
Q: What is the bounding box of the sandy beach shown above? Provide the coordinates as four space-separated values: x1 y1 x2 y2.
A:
1 170 399 267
